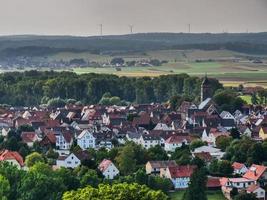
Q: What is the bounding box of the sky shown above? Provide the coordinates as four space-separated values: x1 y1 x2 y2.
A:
0 0 266 36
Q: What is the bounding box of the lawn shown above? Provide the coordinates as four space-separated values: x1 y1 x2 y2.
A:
169 190 226 200
239 95 252 104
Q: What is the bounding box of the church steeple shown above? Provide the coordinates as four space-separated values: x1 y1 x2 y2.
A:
201 73 212 102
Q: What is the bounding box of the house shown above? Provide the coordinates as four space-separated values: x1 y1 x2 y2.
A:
0 150 25 169
193 152 213 164
164 135 191 152
40 133 56 149
21 132 39 147
207 177 221 190
193 146 225 159
232 162 248 175
77 129 96 150
56 153 81 169
259 127 267 140
164 165 196 189
55 131 73 150
220 177 256 189
98 159 119 179
139 134 161 149
243 164 267 184
220 111 236 130
126 131 141 143
246 184 265 200
145 160 177 174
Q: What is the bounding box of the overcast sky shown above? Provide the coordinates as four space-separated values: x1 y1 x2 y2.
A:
0 0 266 36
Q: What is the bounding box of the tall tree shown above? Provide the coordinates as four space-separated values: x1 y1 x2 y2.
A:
183 167 207 200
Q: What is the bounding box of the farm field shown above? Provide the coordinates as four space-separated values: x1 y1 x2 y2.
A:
71 60 267 87
1 49 267 87
169 190 226 200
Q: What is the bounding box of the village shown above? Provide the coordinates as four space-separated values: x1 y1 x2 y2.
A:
0 76 266 199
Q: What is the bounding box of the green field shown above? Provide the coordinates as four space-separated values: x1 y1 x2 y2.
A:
240 95 252 104
1 49 267 88
169 190 226 200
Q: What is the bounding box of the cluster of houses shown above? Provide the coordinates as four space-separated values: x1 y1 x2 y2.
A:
0 77 266 197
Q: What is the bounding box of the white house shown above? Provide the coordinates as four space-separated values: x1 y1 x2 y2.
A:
164 166 196 189
77 130 96 150
247 185 265 200
55 131 73 150
0 150 25 169
164 135 190 152
193 145 225 159
56 153 81 169
139 134 161 149
232 162 248 175
98 159 119 179
153 123 173 131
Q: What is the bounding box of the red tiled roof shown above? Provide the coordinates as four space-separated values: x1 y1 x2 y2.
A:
246 184 261 192
45 133 57 144
243 164 267 181
98 159 112 172
165 135 191 144
207 177 221 188
62 132 72 143
0 150 24 167
232 162 246 170
168 165 196 178
219 177 228 186
194 152 212 162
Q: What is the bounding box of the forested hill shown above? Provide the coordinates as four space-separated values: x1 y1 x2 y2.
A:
0 32 267 56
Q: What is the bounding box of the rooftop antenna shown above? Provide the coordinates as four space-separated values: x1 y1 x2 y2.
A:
129 25 134 34
99 24 103 36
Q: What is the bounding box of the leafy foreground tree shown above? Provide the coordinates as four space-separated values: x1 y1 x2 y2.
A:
234 192 257 200
25 152 45 168
0 174 10 200
183 167 207 200
62 183 168 200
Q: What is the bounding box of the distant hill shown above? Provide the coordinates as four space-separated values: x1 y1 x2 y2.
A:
0 32 267 57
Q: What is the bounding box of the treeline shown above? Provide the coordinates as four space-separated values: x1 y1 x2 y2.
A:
0 32 267 55
172 42 267 55
0 71 222 106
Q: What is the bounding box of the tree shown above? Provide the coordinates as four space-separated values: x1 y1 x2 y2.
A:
115 144 136 175
25 152 45 167
134 169 148 185
234 192 257 200
147 145 168 161
183 168 207 200
62 183 168 200
147 175 173 193
47 97 66 108
0 175 10 200
230 128 240 139
251 92 259 105
230 187 238 199
190 139 206 151
80 169 101 187
218 160 233 176
18 163 65 200
216 136 233 151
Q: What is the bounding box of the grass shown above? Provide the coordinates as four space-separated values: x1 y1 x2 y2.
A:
240 95 252 104
169 190 226 200
1 49 267 87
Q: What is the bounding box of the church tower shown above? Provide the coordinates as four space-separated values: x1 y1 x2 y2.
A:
201 74 212 102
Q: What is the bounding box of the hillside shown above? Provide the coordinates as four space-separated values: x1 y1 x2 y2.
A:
0 32 267 57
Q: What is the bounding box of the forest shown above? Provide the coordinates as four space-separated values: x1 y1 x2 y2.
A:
0 71 222 106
